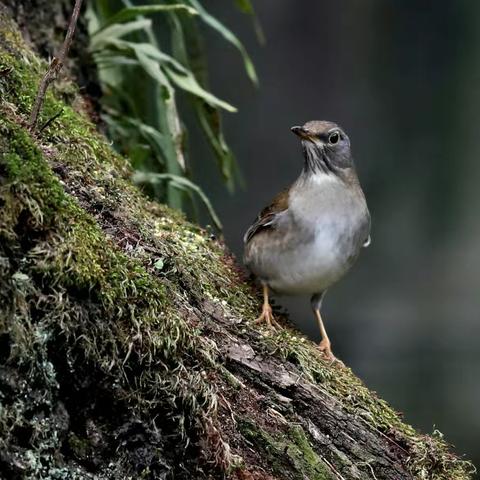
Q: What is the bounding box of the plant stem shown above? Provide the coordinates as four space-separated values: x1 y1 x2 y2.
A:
28 0 84 131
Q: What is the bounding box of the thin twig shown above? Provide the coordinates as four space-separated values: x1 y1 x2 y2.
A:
39 108 64 133
28 0 84 131
321 456 346 480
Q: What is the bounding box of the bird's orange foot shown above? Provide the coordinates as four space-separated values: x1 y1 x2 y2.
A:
317 339 342 364
254 303 281 329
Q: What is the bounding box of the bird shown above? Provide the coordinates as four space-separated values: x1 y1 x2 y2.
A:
243 120 371 361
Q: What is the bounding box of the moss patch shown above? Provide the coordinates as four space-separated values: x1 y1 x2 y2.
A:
239 419 335 480
0 115 211 478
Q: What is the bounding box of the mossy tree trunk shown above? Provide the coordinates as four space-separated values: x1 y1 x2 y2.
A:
0 3 474 479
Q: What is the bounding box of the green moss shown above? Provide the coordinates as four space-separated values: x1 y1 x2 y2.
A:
0 31 255 322
0 13 245 474
288 424 336 479
0 112 211 476
239 419 335 479
257 319 475 478
3 116 191 347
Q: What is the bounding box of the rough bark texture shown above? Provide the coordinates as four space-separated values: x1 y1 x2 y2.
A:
0 3 475 480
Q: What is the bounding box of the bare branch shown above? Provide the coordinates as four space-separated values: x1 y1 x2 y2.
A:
28 0 84 131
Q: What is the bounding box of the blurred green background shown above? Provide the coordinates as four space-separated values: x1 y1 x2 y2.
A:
189 0 480 473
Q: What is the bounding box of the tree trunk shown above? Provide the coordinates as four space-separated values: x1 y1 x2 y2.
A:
0 3 474 479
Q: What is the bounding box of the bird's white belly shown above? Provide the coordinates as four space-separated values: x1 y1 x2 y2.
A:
245 172 368 295
268 224 352 294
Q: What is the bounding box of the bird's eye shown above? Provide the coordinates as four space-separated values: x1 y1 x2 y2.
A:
328 132 340 145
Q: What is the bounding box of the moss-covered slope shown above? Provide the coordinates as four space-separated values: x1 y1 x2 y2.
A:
0 4 474 479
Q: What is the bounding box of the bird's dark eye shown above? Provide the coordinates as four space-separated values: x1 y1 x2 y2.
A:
328 132 340 145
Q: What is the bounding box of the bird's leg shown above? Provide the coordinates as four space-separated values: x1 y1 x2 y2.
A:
255 284 280 329
313 309 335 361
311 292 338 362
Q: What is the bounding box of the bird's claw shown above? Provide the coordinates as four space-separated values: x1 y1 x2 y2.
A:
255 304 280 329
317 340 343 365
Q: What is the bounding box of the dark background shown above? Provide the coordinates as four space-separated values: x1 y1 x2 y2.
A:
190 0 480 473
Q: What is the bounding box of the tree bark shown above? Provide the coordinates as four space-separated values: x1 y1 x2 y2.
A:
0 3 474 479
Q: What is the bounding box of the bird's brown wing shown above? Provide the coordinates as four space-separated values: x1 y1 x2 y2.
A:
243 188 290 244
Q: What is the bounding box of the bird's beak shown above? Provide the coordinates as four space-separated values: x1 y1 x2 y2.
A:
291 126 311 139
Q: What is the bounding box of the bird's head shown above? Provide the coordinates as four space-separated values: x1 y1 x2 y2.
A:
291 120 353 174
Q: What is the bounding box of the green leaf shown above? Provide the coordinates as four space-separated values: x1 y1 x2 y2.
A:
168 12 241 191
125 118 171 163
94 54 139 68
164 66 237 113
98 4 198 30
234 0 265 45
133 172 223 230
88 0 259 222
133 43 237 112
128 52 184 206
90 18 151 49
133 45 172 87
195 102 238 192
100 40 237 112
185 0 258 86
234 0 254 14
